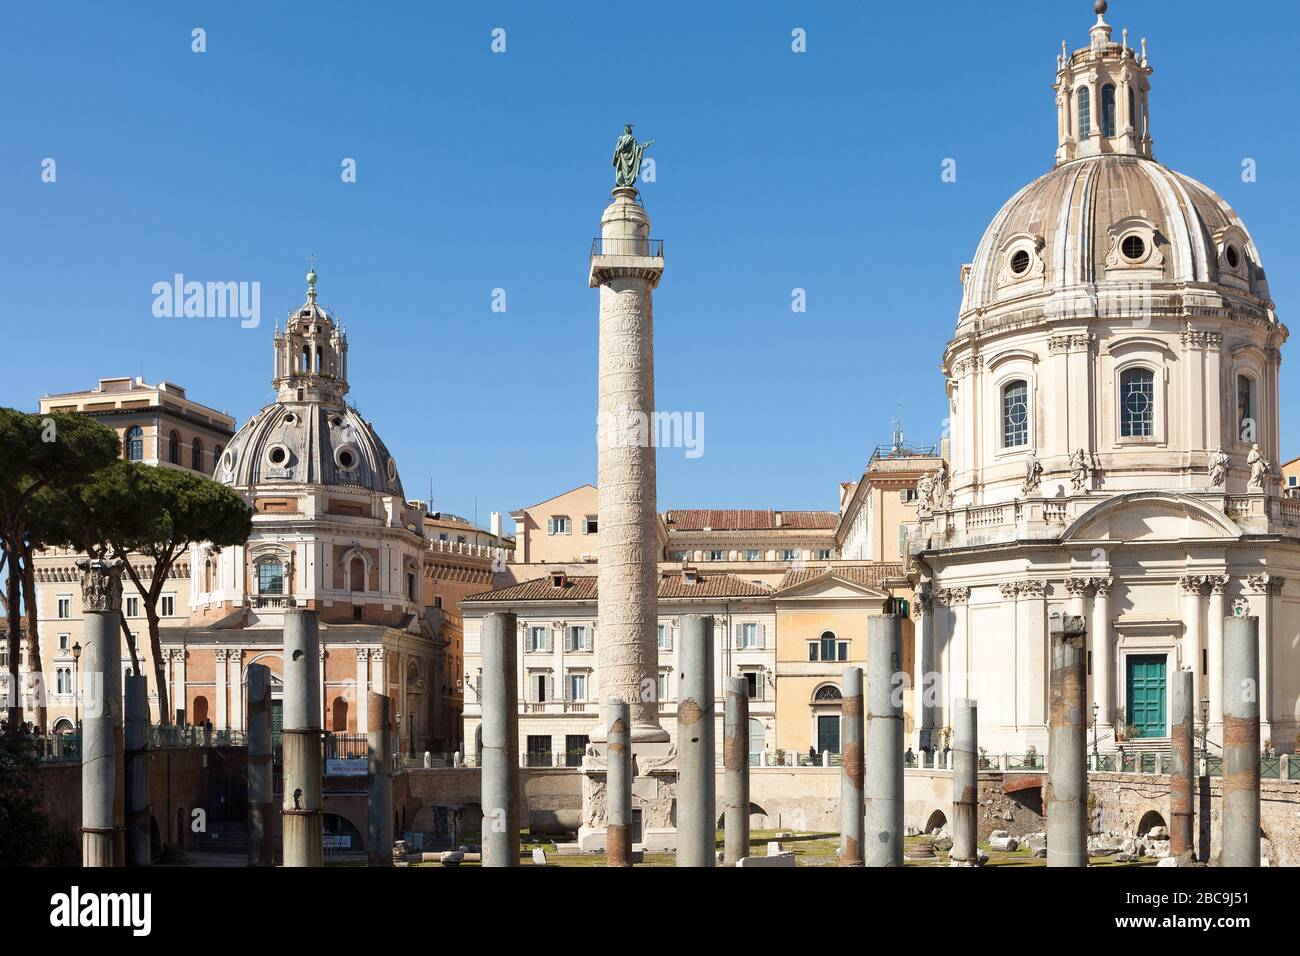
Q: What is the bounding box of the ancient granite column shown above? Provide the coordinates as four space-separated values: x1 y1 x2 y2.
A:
367 691 394 866
839 666 865 866
123 674 150 866
1169 669 1195 858
589 180 667 744
951 698 978 865
1222 614 1260 867
722 676 750 865
481 611 519 867
1047 612 1087 867
912 584 935 750
865 614 903 867
282 608 323 867
78 558 125 867
604 699 633 867
246 662 274 866
677 614 715 867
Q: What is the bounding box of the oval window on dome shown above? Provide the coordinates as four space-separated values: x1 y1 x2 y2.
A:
283 412 298 425
386 458 397 482
335 443 361 472
1121 234 1146 262
1010 249 1031 276
1226 244 1241 269
266 444 290 467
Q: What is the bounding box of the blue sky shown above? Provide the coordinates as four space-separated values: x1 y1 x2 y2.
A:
4 0 1299 529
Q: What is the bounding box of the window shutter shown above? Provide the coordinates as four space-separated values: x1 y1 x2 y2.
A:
585 628 593 651
546 629 555 653
548 676 556 701
733 624 741 649
754 674 764 701
759 624 767 650
547 517 554 535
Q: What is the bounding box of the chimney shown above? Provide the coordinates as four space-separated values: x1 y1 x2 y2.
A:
774 510 784 528
549 570 567 589
490 511 502 537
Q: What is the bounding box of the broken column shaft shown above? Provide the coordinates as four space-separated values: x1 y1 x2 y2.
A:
723 676 750 865
865 613 903 867
123 674 150 866
246 662 274 867
78 558 124 867
605 699 633 867
480 611 519 867
1221 614 1260 868
840 666 865 866
1169 669 1195 858
677 614 716 867
951 697 978 865
367 691 394 866
1047 612 1087 867
281 608 323 867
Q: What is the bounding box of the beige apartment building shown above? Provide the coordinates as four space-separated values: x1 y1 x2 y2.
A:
27 377 235 731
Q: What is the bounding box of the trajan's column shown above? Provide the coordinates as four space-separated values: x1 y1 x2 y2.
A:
580 126 675 851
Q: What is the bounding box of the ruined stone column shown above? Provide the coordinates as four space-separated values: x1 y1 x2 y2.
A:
604 699 633 867
78 558 124 867
1047 612 1087 867
480 611 519 867
589 183 667 745
677 614 715 867
281 608 322 867
951 697 978 865
839 666 865 866
723 676 750 865
914 584 935 749
367 691 393 866
865 613 903 867
1169 668 1195 858
1221 614 1260 868
123 674 150 866
246 662 274 867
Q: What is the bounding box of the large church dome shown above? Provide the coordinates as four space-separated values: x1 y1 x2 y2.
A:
214 268 406 498
215 400 405 496
959 155 1273 322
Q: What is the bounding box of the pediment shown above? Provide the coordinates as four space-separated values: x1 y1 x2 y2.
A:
777 573 890 601
1062 492 1242 543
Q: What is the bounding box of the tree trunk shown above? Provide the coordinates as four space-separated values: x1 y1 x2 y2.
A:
118 613 141 675
145 607 169 723
19 547 47 732
4 547 22 731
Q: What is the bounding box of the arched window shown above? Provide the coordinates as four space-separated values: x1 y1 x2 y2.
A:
168 430 180 464
1078 87 1092 139
1237 374 1256 443
1002 380 1029 448
301 346 310 373
126 426 144 461
819 631 837 662
1120 368 1155 437
212 444 223 469
191 438 204 471
813 685 842 703
257 559 285 595
1128 87 1136 131
349 556 367 592
1101 84 1116 137
314 349 322 373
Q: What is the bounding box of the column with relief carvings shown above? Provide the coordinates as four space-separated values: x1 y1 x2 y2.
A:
1206 576 1228 731
356 649 370 734
1092 577 1113 734
215 648 228 730
912 583 935 749
1179 577 1207 715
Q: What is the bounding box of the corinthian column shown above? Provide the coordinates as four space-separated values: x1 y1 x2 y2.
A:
589 181 666 743
912 583 935 749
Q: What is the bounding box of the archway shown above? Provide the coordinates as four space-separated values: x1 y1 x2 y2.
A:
1136 810 1167 837
925 809 948 834
331 697 349 732
192 696 209 726
323 812 365 854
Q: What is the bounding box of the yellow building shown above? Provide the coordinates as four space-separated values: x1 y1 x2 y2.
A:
772 564 912 759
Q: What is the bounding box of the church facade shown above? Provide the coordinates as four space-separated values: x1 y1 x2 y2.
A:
910 2 1298 757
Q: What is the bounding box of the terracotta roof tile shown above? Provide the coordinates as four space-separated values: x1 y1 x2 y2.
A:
777 563 906 591
661 509 838 531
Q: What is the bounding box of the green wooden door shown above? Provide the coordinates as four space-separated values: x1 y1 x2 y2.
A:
817 715 841 755
1126 655 1167 738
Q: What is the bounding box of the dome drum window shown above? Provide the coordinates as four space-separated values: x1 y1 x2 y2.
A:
1105 218 1164 274
334 443 362 472
1214 228 1252 287
265 443 293 471
996 234 1045 288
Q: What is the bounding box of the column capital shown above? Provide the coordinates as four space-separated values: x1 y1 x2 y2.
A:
999 582 1019 600
357 648 371 663
1065 576 1095 598
1017 579 1046 599
937 586 970 606
76 557 125 613
1179 575 1209 595
913 583 935 616
1245 573 1284 595
214 647 229 663
1207 574 1231 595
1091 576 1114 596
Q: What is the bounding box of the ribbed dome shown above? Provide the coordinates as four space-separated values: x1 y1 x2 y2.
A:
959 155 1272 323
215 400 405 497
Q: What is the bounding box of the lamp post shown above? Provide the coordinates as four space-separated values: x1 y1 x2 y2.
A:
1091 701 1099 764
1198 696 1210 764
72 642 82 729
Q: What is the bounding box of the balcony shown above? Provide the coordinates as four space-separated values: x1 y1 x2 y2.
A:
588 236 665 288
249 594 295 609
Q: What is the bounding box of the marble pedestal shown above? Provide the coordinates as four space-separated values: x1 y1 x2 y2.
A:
577 739 678 852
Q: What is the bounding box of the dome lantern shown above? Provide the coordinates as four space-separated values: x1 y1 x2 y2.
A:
1054 1 1153 165
272 262 350 405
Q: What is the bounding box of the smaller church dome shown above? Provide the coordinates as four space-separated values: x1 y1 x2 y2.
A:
215 401 406 496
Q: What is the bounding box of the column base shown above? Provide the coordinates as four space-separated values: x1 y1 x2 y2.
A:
579 740 678 854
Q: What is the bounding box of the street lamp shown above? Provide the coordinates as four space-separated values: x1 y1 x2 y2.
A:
71 642 82 729
1198 696 1210 765
1091 701 1099 764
